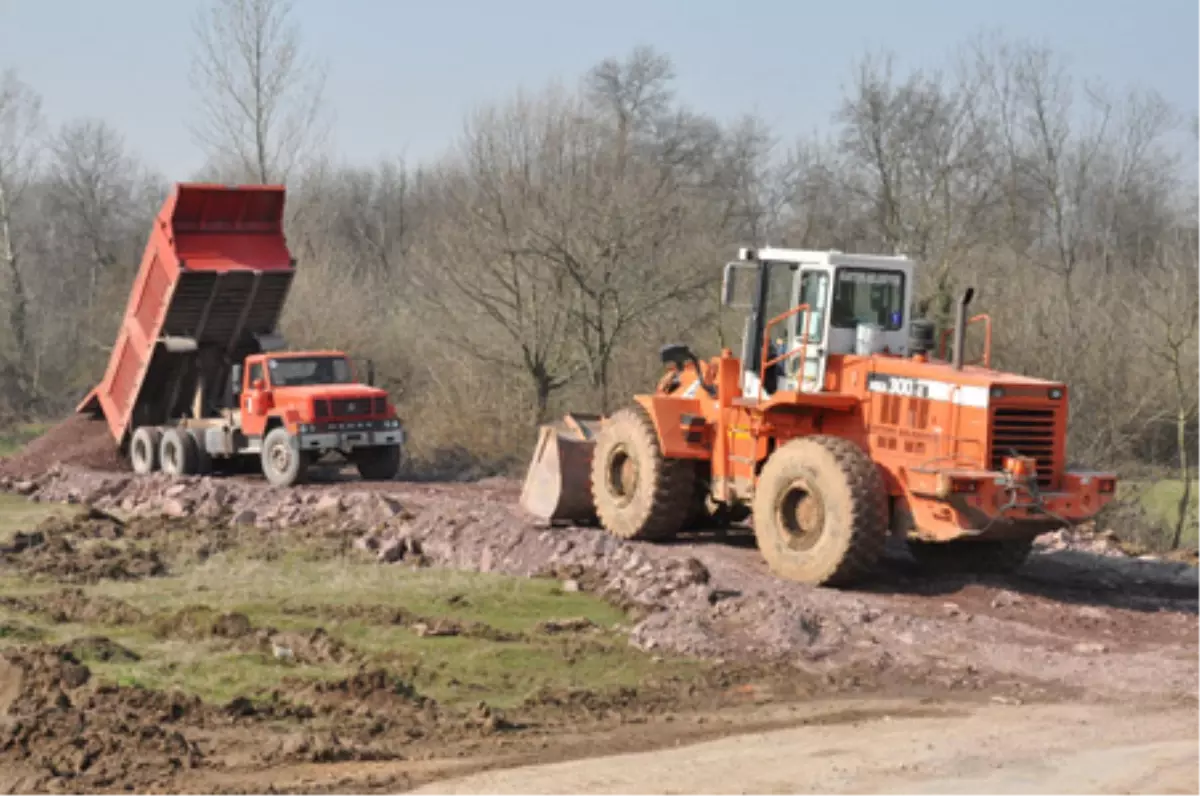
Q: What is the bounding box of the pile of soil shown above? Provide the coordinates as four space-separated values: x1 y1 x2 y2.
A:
0 415 126 479
0 647 208 792
0 514 169 584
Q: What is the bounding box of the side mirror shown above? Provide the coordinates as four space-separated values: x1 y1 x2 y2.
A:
251 378 265 391
721 262 756 309
366 359 376 386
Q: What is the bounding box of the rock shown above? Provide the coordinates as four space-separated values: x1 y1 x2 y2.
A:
13 480 35 495
1072 642 1109 654
561 579 581 593
990 591 1022 609
230 509 257 526
164 483 188 498
314 494 342 513
942 602 962 616
161 498 189 518
378 537 409 563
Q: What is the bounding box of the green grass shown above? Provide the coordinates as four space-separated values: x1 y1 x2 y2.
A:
0 493 80 546
1118 478 1199 547
0 507 698 711
0 422 50 456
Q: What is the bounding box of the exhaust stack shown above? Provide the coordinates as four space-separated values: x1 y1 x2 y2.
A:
952 287 975 371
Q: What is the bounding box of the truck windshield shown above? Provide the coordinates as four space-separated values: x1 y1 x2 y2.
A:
268 356 353 387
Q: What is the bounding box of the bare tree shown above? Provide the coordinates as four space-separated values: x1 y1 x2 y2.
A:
0 69 43 407
46 120 147 304
1133 231 1199 547
190 0 329 184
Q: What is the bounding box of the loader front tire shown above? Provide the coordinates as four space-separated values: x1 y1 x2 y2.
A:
160 428 200 476
591 405 693 541
130 426 163 475
752 436 888 587
261 427 307 487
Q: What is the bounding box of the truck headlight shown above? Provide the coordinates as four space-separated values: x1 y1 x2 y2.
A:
1048 388 1063 400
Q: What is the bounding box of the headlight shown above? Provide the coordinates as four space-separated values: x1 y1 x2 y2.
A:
990 386 1005 399
1048 388 1063 400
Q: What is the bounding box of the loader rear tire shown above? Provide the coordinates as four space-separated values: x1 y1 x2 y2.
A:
591 405 694 541
160 428 199 476
130 427 163 475
752 436 888 587
261 427 308 487
907 538 1034 575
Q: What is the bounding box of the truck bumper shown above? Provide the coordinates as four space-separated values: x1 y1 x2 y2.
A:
297 421 405 453
904 469 1118 543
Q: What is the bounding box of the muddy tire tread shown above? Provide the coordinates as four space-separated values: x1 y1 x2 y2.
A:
754 435 888 587
592 405 694 541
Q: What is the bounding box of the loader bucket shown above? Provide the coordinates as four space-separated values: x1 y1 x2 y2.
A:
520 413 605 525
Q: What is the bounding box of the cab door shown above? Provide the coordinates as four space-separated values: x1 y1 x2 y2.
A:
240 359 270 438
788 266 832 393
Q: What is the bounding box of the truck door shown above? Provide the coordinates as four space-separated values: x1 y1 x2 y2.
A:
790 266 832 393
240 360 269 438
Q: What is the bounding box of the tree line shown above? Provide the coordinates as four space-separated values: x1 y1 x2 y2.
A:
0 1 1195 518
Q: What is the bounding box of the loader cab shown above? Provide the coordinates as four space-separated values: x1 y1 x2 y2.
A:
721 248 916 397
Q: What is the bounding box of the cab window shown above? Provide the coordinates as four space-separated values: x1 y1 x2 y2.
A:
832 268 905 330
797 270 830 344
247 362 264 389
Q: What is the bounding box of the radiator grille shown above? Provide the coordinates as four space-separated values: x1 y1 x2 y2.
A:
990 407 1057 488
331 398 372 417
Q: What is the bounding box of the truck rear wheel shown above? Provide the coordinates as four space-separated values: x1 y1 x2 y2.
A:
752 436 888 587
130 427 163 474
590 405 693 541
261 427 307 487
160 428 200 476
355 446 400 481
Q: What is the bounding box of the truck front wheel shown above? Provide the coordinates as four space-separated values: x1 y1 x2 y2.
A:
354 445 401 481
261 427 308 487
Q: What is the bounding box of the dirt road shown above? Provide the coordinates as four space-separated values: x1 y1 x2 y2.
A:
414 698 1199 795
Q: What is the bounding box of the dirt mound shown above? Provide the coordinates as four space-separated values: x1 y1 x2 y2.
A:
0 415 126 479
1 514 168 583
0 646 207 791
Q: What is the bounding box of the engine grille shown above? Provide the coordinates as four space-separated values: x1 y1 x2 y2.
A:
331 398 373 417
990 407 1058 489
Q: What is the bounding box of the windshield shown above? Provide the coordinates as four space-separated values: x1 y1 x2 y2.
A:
268 356 353 387
832 268 905 330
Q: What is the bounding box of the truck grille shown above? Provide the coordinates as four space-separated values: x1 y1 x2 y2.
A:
989 407 1058 489
331 398 372 417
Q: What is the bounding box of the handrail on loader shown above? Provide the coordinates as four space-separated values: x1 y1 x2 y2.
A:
938 313 993 368
759 303 811 399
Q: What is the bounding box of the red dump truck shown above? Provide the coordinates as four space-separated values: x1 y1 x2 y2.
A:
77 183 405 486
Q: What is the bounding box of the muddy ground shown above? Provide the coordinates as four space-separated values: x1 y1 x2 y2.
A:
0 418 1195 793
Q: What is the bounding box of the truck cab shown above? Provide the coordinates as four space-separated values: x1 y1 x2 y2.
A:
229 351 405 484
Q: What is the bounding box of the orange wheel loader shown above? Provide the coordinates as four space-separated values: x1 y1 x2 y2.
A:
520 247 1117 586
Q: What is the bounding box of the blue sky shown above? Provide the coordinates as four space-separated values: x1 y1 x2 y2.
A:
1 0 1196 176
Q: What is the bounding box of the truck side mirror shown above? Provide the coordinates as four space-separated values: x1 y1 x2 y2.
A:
366 360 376 386
251 378 265 391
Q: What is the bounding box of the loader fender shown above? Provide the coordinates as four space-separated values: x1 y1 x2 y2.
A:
632 395 711 460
